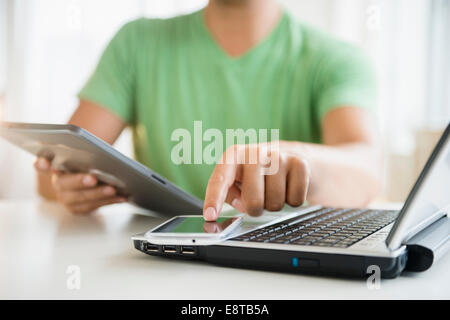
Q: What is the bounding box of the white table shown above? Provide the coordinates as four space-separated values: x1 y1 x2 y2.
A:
0 200 448 299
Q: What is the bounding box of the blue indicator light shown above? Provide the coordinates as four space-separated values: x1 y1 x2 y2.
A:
292 257 299 267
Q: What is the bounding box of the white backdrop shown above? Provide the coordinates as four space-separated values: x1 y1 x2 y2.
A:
0 0 448 199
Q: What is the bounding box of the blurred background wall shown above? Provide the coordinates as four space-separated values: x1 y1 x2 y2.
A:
0 0 449 201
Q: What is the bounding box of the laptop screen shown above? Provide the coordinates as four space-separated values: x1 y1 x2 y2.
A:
386 124 450 249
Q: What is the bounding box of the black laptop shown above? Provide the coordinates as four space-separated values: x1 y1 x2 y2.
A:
133 124 450 278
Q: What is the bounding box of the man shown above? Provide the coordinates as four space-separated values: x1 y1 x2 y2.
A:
35 0 382 221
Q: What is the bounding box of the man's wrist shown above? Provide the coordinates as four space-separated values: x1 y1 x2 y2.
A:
276 140 317 202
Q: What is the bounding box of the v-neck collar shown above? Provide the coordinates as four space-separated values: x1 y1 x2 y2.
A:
193 8 288 65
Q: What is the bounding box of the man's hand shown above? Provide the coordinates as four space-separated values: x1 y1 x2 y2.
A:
202 108 383 221
203 144 310 221
34 157 127 214
34 100 128 213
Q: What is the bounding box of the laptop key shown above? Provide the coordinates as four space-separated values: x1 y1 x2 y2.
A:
327 235 348 241
288 235 302 243
315 238 338 245
292 240 312 245
314 242 335 247
271 239 289 244
301 236 322 242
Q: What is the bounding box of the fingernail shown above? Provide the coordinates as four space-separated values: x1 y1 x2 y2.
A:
204 207 217 221
103 186 115 196
37 158 49 171
82 175 96 186
231 198 245 212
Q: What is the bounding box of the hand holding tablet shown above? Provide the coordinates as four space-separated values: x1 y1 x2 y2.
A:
34 157 128 213
0 122 203 216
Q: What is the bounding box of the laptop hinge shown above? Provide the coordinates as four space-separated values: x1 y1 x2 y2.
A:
405 215 450 272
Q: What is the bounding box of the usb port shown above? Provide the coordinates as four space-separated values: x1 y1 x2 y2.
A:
145 243 159 252
162 245 177 253
181 246 196 255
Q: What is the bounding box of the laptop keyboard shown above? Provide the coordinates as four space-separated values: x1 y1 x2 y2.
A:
231 207 399 248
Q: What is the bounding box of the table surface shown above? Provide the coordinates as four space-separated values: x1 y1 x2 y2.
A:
0 199 448 299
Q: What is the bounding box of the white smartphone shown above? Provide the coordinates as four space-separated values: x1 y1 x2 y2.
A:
145 215 243 245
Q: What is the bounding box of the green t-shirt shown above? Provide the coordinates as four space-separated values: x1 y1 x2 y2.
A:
78 9 376 199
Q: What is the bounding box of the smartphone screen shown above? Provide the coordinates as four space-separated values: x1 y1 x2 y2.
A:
151 216 241 234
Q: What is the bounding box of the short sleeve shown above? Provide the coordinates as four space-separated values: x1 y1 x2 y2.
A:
314 43 377 121
78 20 141 124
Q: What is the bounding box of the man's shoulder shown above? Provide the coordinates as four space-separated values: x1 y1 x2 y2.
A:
118 11 199 38
279 11 359 60
281 16 372 78
293 19 367 64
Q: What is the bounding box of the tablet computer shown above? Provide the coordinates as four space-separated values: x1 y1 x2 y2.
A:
0 122 203 215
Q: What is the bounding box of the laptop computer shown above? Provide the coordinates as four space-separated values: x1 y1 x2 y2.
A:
132 123 450 278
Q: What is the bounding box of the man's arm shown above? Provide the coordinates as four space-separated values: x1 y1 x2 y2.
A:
202 107 383 221
289 106 382 207
68 100 126 144
35 100 128 212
